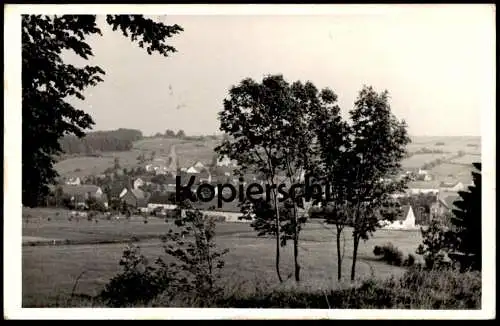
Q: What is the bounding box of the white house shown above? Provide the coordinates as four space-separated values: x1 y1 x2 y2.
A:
65 177 81 185
133 178 145 190
193 161 205 169
216 155 237 167
408 188 439 195
186 166 199 174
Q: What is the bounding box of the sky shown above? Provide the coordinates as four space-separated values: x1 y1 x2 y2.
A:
64 5 495 137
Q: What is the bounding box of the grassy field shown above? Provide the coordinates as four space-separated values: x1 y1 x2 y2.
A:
132 137 186 152
54 136 481 180
401 153 451 170
408 136 481 155
174 139 221 167
54 150 145 178
22 208 422 307
429 163 476 184
449 154 482 165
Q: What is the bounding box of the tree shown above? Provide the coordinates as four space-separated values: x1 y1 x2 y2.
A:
176 130 186 138
310 90 352 280
114 157 121 170
216 75 332 282
165 129 176 138
278 80 340 282
343 86 410 281
450 162 481 271
215 75 292 283
22 15 183 207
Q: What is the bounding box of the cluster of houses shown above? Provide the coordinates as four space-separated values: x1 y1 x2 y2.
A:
53 151 468 225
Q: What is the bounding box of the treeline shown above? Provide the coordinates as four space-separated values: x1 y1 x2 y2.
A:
59 128 143 154
146 129 221 142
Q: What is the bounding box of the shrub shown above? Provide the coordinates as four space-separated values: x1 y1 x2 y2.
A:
373 243 404 266
416 220 456 270
403 254 416 267
99 244 172 307
101 205 229 308
159 209 229 306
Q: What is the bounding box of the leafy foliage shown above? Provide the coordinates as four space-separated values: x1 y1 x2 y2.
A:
100 244 172 307
416 220 456 270
313 85 410 281
159 204 229 305
217 74 337 282
22 14 183 207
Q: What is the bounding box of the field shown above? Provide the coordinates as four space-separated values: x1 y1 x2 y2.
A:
401 153 451 170
22 208 422 307
429 163 476 184
449 154 482 165
408 136 481 155
174 138 221 167
54 151 145 178
54 137 221 178
54 136 481 180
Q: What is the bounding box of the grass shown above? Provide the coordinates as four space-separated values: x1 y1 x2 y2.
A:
430 163 475 184
450 154 482 165
206 268 481 309
401 153 452 170
407 136 481 156
22 208 423 307
174 138 221 167
54 150 144 178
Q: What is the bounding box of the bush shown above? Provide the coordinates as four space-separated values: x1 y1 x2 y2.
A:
416 220 456 270
373 243 404 266
101 207 229 308
99 244 171 307
403 254 416 267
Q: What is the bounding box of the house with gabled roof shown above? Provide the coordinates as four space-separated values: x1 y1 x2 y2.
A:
60 184 107 208
120 187 150 210
193 161 205 169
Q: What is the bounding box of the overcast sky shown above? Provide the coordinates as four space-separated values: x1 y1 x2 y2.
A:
65 5 494 137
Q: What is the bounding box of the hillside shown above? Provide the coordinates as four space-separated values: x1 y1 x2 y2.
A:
54 135 481 181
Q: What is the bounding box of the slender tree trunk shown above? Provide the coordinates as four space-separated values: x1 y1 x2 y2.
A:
271 185 283 283
293 223 300 282
350 235 360 281
336 226 342 280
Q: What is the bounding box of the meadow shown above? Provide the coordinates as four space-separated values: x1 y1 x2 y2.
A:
407 136 481 155
401 153 451 170
22 208 422 307
429 163 476 184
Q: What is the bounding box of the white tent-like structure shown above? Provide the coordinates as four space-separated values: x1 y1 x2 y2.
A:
380 205 419 230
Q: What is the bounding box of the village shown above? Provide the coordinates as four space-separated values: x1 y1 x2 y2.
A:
46 140 472 229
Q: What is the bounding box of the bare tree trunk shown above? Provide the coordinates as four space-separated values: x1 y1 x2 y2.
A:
271 185 283 283
336 225 342 280
350 235 360 281
293 217 300 282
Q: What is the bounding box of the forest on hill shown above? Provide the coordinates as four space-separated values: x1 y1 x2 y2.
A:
59 128 143 154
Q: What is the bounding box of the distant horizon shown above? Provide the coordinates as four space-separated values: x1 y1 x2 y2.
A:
82 127 482 139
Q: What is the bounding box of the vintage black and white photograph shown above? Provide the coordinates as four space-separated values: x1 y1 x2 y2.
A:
4 3 496 319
